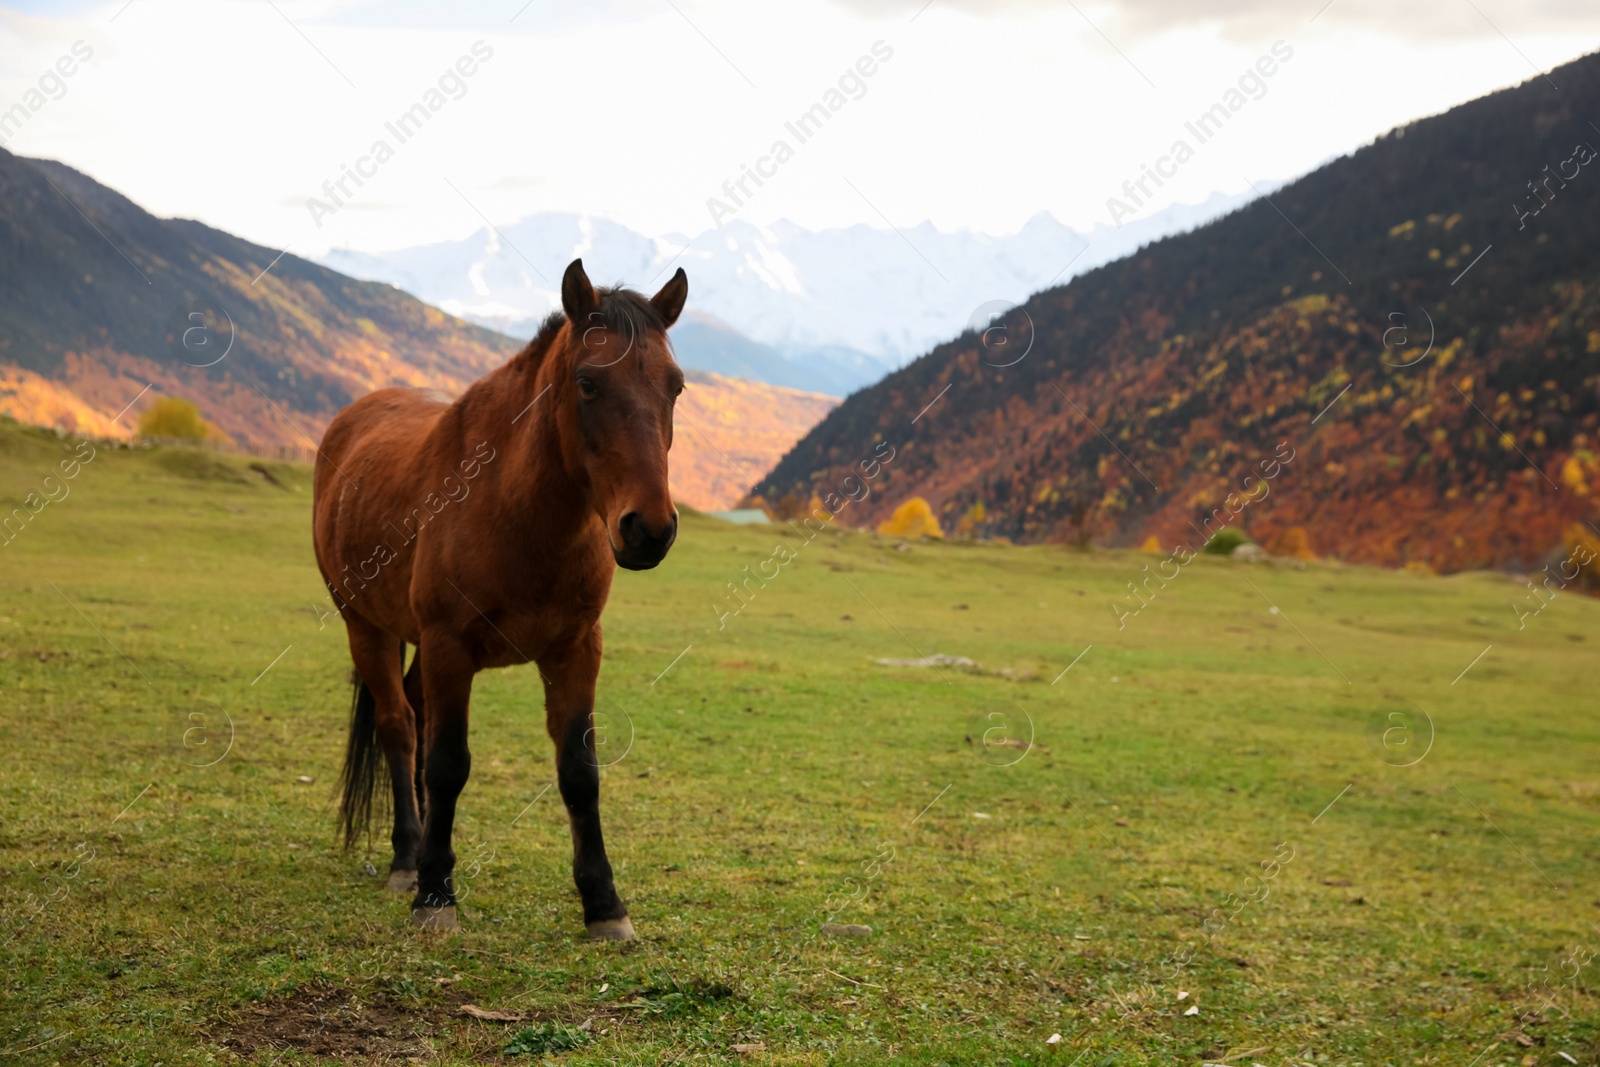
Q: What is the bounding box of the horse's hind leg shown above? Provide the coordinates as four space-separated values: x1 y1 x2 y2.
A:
412 631 475 929
344 620 423 893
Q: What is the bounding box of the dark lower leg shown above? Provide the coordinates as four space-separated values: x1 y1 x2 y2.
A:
384 747 422 873
558 710 626 925
415 718 469 911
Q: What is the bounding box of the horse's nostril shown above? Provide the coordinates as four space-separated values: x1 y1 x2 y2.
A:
618 510 642 547
618 510 674 555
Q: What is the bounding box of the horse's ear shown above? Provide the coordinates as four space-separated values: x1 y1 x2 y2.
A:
562 258 597 323
650 268 688 329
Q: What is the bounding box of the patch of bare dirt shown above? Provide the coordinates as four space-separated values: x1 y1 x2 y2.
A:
217 983 443 1061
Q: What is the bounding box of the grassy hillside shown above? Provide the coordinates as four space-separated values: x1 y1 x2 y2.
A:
0 418 1596 1065
753 52 1600 575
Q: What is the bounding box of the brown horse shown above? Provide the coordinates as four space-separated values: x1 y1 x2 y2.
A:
311 259 686 937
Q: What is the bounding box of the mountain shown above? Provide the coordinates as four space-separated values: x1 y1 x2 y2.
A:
0 145 520 444
750 53 1600 575
0 149 834 510
318 195 1254 396
668 313 840 394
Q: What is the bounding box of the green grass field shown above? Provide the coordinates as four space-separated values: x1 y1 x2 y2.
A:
0 418 1596 1066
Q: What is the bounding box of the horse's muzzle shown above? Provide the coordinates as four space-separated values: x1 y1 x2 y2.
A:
614 510 678 570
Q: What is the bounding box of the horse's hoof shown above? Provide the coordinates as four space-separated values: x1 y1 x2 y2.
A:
412 904 459 930
586 916 635 941
386 869 418 893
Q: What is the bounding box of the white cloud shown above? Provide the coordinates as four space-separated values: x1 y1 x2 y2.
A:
0 0 1594 255
827 0 1600 42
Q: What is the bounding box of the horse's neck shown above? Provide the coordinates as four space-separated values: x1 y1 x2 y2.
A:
471 354 593 549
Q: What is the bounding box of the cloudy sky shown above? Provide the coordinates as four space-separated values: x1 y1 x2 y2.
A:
0 0 1595 256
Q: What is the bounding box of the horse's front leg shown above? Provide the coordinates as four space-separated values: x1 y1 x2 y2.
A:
541 627 631 940
412 632 474 929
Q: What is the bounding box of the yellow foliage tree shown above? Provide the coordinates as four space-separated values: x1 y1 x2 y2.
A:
1267 526 1317 560
878 497 943 539
1139 535 1161 553
954 500 986 538
138 396 211 441
1560 455 1589 495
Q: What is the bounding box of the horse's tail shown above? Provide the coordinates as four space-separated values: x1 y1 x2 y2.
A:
339 672 384 851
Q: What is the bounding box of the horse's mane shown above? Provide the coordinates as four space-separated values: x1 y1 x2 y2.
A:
514 287 666 371
517 310 567 367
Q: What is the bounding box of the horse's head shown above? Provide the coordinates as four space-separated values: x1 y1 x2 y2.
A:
555 258 687 571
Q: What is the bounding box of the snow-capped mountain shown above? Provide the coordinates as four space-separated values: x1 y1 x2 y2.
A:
320 192 1256 396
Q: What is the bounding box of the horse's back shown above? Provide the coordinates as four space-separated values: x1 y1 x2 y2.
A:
318 388 449 472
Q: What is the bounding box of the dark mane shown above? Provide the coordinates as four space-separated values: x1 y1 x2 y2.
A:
514 287 665 370
514 310 568 369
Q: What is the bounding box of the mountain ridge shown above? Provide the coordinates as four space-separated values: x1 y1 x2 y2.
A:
0 146 522 445
316 192 1258 396
749 52 1600 574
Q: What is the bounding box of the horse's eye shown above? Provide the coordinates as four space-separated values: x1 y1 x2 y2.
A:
577 376 598 399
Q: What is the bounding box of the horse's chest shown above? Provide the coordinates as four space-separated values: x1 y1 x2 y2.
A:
469 570 608 667
470 604 587 669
